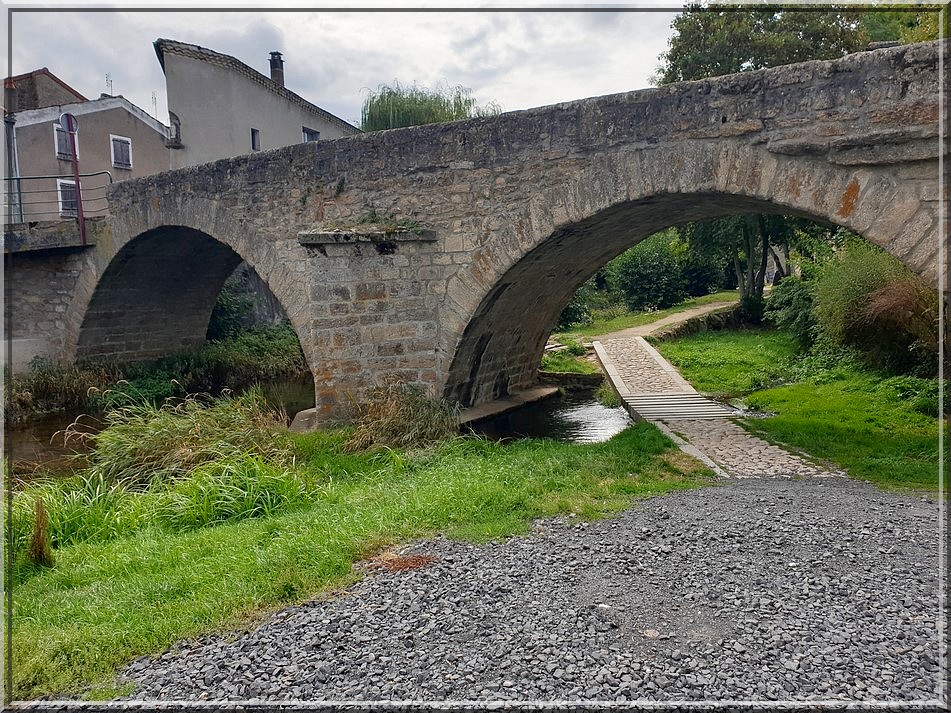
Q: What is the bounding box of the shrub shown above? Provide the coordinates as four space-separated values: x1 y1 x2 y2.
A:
614 233 687 311
344 383 460 452
814 243 938 375
680 247 724 297
144 322 307 395
556 292 593 330
738 293 766 324
206 278 255 341
764 276 817 349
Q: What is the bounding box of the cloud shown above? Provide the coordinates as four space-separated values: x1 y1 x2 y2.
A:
9 9 679 129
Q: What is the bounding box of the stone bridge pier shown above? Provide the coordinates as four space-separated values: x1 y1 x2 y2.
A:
10 40 945 424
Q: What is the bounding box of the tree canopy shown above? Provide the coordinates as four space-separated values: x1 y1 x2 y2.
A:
651 3 940 320
656 7 866 84
655 4 939 85
360 81 501 132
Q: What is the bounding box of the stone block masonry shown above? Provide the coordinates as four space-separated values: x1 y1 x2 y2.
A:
9 41 944 423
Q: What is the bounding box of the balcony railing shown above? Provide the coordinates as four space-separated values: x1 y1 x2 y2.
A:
4 170 114 224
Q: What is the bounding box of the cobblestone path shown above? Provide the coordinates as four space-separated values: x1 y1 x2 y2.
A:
667 419 845 479
595 307 844 480
598 337 692 394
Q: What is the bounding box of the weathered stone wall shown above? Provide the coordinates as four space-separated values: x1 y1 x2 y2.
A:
11 41 944 420
5 219 110 370
75 227 243 361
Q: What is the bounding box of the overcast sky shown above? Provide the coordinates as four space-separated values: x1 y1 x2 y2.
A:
8 7 684 128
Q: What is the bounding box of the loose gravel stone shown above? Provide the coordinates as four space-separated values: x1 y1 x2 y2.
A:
119 478 942 702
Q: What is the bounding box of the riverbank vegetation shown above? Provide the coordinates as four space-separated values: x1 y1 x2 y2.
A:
552 228 737 335
5 322 308 424
9 388 710 700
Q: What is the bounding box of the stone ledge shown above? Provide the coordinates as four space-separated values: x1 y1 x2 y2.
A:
458 386 560 426
4 219 100 253
298 229 437 246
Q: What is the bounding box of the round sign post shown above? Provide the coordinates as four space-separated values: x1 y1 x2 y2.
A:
59 112 78 134
59 113 85 245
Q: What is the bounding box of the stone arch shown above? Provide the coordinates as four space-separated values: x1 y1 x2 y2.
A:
441 142 938 407
75 226 247 361
66 198 311 370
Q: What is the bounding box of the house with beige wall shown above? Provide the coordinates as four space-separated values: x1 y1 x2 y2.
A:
154 39 360 169
6 69 170 223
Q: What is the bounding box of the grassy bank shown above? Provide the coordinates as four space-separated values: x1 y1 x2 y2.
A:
652 327 796 396
10 394 710 700
654 327 940 491
540 339 600 375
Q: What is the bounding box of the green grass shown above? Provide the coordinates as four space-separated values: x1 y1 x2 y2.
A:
742 375 940 491
11 425 711 700
555 290 738 340
539 351 600 374
654 327 940 491
653 327 796 396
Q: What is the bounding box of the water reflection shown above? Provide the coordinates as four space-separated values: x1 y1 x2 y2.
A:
469 389 632 444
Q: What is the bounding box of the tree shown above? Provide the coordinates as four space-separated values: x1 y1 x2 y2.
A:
862 8 941 44
653 4 935 319
360 81 501 132
656 6 869 84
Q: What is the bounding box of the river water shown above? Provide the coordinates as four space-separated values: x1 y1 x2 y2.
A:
468 389 632 443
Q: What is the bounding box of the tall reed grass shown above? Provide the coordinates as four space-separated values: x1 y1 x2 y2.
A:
6 323 309 422
66 389 292 487
343 383 460 452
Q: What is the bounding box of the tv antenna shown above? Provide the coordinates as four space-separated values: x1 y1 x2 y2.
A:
105 73 113 95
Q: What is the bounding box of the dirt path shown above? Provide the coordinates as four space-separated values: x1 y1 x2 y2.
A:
592 299 737 340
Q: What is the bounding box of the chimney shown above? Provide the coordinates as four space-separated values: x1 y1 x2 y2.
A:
269 51 284 87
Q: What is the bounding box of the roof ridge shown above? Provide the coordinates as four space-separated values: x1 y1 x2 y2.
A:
4 67 88 103
153 38 358 135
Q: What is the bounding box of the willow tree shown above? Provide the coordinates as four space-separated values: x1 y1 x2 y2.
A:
360 81 501 132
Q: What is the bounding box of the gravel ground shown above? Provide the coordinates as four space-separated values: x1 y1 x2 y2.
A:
120 477 943 703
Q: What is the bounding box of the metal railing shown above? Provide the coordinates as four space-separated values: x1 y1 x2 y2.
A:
4 170 114 224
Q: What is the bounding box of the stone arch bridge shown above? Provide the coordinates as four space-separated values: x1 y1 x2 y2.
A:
8 41 945 423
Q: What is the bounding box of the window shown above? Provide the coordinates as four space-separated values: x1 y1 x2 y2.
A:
250 128 260 151
57 179 77 217
54 124 77 160
110 135 132 169
168 111 182 147
302 127 320 143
